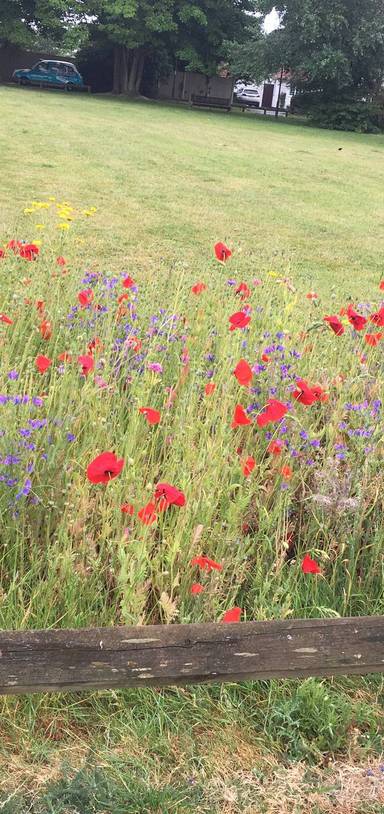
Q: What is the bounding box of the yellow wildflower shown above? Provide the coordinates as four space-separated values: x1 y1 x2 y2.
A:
35 224 45 230
57 223 70 230
24 208 34 214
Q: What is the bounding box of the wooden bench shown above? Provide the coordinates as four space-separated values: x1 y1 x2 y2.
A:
236 103 288 117
191 94 231 111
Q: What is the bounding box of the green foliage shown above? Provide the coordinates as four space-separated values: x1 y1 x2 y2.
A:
265 680 354 759
225 20 267 82
0 0 88 51
0 765 200 813
304 99 384 133
0 1 39 48
258 0 384 100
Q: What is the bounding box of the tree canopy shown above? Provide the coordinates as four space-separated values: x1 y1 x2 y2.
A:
2 0 256 93
84 0 256 93
231 0 384 100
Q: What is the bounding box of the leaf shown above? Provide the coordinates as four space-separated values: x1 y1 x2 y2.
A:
159 591 179 623
191 524 204 547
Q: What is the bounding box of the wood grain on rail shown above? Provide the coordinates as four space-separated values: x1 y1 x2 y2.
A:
0 616 383 695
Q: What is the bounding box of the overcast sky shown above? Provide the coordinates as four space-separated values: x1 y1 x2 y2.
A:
263 7 280 33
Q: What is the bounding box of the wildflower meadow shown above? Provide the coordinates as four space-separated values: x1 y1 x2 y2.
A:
1 87 384 812
1 197 384 634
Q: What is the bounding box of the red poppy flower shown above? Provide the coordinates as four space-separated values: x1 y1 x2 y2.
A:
125 336 142 352
268 439 283 455
191 583 204 595
281 465 292 480
235 282 250 300
301 553 321 575
139 407 161 425
347 305 367 331
306 292 318 300
229 311 251 331
137 501 157 525
191 555 222 572
231 404 252 428
370 308 384 326
364 332 383 347
56 256 66 266
35 300 45 314
324 315 344 336
58 352 72 362
121 503 135 515
292 379 317 406
7 240 22 253
242 456 256 476
312 385 328 402
256 399 288 428
222 607 242 623
87 451 124 484
154 482 186 509
78 354 94 376
39 320 52 340
0 249 5 259
205 382 216 396
191 282 207 295
19 243 39 261
78 289 94 308
118 293 129 305
123 276 135 288
88 337 103 354
35 354 52 374
261 353 270 363
379 281 384 291
0 313 13 325
234 359 253 387
214 242 232 262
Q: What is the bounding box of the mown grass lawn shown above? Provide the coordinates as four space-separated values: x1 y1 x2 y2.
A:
1 85 384 813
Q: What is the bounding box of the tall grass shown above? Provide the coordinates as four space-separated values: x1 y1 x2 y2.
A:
1 198 383 632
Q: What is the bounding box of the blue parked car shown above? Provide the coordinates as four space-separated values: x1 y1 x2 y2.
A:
12 60 86 91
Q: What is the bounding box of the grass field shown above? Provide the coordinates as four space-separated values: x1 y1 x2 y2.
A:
1 85 384 813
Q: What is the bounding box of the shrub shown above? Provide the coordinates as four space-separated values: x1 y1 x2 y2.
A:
306 100 384 133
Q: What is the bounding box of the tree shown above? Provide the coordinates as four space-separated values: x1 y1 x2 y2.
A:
85 0 257 94
174 0 257 76
85 0 177 94
0 0 88 53
255 0 384 100
226 17 271 82
1 1 38 48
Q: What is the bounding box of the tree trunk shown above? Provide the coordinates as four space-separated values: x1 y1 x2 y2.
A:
127 49 139 94
113 45 130 94
113 46 121 94
135 53 145 95
121 46 129 93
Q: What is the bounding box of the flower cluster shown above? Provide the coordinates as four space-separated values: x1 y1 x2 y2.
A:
2 214 384 624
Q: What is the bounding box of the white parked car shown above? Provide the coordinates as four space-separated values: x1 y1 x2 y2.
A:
234 82 261 107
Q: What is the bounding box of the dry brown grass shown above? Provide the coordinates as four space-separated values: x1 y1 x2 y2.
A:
0 733 383 813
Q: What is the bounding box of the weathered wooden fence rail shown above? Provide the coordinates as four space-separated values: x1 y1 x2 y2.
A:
0 616 383 695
